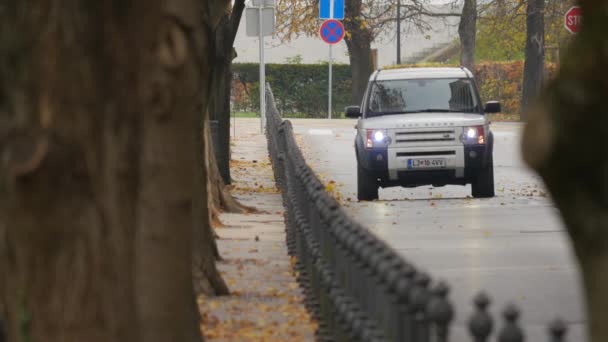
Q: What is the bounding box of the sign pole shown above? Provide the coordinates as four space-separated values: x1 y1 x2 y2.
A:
258 4 266 133
320 0 344 120
329 44 333 119
246 0 274 133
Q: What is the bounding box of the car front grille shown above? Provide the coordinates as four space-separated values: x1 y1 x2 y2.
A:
393 129 458 146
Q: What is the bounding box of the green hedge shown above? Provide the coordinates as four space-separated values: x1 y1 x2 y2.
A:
231 63 352 118
233 61 557 119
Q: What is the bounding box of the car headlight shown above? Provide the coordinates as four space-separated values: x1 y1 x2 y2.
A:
365 129 390 149
374 130 385 142
466 127 477 139
462 126 485 145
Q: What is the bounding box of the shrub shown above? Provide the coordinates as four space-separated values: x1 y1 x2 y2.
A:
232 61 557 119
474 61 557 115
232 63 352 118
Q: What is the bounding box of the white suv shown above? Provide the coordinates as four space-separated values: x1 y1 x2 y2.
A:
345 67 501 201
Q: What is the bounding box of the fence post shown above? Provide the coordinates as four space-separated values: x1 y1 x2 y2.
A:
395 263 416 342
410 272 431 342
427 281 454 342
384 259 408 341
468 292 493 342
549 319 567 342
376 253 397 340
498 304 524 342
316 262 333 342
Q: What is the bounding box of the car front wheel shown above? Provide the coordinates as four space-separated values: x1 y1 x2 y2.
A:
471 154 495 198
357 163 379 201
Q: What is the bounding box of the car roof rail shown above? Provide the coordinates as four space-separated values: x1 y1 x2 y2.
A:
459 65 473 78
373 69 381 82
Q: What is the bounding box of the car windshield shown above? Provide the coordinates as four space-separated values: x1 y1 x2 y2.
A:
367 78 480 116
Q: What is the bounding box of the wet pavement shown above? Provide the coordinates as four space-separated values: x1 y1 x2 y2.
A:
290 118 587 341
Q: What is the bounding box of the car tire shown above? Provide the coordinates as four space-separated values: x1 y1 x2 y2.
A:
472 154 495 198
357 163 379 201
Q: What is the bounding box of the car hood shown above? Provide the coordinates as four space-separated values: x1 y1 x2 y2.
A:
360 113 486 130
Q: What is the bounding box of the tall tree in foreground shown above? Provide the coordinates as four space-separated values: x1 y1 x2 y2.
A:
522 1 608 341
206 0 254 217
458 0 477 69
520 0 545 118
193 0 260 297
0 0 228 340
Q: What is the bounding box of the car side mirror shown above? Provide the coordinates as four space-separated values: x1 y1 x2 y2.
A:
484 101 501 113
345 106 361 118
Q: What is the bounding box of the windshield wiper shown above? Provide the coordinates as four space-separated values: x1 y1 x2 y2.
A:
406 109 456 113
368 109 446 115
368 108 478 116
367 111 408 116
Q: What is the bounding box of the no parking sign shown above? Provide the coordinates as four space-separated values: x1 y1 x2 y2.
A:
319 18 345 119
319 19 345 45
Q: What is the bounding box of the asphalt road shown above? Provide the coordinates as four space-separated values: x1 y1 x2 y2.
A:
289 118 587 342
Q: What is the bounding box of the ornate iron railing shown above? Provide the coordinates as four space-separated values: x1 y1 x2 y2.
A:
264 84 568 342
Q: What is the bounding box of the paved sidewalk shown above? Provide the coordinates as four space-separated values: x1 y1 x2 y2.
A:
199 119 316 341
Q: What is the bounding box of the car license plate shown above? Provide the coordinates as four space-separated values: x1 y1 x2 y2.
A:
407 158 446 169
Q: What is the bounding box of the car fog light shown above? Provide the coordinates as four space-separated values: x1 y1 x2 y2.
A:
376 154 384 161
469 151 477 158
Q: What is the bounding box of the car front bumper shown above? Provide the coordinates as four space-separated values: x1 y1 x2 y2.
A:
356 141 492 188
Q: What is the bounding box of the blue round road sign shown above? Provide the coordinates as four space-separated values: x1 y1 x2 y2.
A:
320 19 345 44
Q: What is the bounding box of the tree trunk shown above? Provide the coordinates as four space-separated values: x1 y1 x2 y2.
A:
205 1 254 216
0 0 230 341
458 0 477 70
210 16 234 185
209 0 244 186
522 1 608 341
205 121 254 218
210 57 233 185
189 1 246 298
0 2 145 341
344 0 374 106
192 91 230 296
134 1 212 340
520 0 545 119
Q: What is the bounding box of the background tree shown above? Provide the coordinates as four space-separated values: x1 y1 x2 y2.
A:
458 0 477 69
275 0 449 105
192 0 256 298
344 0 375 105
523 1 608 340
520 0 545 118
206 0 253 217
209 0 245 185
472 0 572 63
0 0 229 340
474 0 527 61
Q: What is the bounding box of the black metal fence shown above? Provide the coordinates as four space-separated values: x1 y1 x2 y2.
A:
264 84 569 342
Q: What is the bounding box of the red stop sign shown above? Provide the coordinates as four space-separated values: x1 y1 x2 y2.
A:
564 6 582 34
